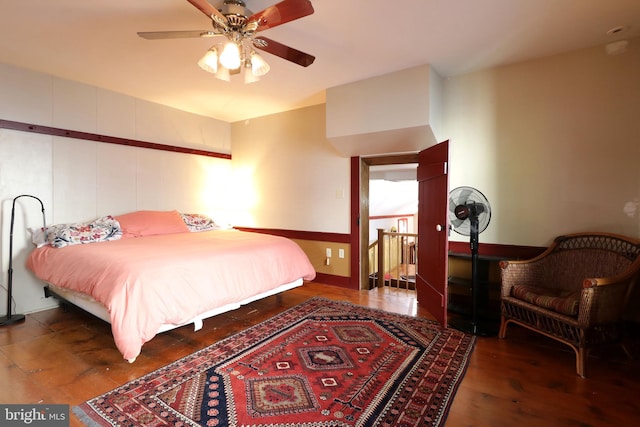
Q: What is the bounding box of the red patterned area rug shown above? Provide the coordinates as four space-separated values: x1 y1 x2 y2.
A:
74 298 475 426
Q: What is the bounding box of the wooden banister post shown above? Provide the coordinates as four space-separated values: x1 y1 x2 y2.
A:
377 228 385 288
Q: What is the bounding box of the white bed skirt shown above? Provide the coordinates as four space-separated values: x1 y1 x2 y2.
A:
45 278 304 334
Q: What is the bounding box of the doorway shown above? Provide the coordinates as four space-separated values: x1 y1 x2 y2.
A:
358 154 419 290
354 141 451 326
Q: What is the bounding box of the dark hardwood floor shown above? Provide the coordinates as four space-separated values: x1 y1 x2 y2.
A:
1 282 638 426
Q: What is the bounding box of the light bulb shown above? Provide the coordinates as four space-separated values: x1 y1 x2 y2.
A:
250 51 270 77
197 47 218 74
220 42 241 70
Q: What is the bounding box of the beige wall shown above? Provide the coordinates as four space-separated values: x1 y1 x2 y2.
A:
230 40 640 250
229 40 640 274
230 105 351 233
2 37 639 313
293 239 350 277
443 40 640 246
230 105 352 277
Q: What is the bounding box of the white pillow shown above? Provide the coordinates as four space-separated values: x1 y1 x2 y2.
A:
28 227 48 248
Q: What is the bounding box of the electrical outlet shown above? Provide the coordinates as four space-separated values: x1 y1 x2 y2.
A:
326 248 332 257
338 249 345 258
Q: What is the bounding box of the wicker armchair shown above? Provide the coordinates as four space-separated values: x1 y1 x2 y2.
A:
499 232 640 377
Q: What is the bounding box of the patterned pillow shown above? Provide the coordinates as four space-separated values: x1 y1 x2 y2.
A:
180 213 221 232
42 215 122 248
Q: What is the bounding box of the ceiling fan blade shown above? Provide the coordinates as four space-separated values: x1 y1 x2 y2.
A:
186 0 228 28
247 0 314 32
254 36 315 67
137 30 217 40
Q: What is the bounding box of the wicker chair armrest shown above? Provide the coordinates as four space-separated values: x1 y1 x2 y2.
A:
583 275 636 288
578 269 640 326
499 258 550 297
499 243 556 267
582 256 640 289
583 277 619 287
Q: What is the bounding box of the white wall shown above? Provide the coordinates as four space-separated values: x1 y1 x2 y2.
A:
0 62 232 315
326 65 441 156
443 40 640 246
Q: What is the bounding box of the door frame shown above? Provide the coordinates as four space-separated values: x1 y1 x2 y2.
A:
353 154 419 290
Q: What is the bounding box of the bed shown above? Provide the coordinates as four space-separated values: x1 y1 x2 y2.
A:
26 211 316 362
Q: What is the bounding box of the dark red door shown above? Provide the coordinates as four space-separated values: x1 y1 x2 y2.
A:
416 140 449 325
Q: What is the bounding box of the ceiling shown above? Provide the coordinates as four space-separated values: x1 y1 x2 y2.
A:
1 0 638 123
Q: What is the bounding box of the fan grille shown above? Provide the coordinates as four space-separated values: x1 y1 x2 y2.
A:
448 186 491 236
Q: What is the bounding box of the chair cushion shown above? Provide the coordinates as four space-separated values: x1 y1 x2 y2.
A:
511 285 580 316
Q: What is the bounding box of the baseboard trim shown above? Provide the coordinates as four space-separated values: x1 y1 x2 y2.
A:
310 273 354 289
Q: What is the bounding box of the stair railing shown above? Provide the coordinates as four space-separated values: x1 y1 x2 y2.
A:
371 228 418 290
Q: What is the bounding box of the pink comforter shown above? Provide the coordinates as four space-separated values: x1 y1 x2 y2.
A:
26 230 316 361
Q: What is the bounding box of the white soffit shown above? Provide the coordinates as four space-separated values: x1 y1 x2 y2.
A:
326 65 442 157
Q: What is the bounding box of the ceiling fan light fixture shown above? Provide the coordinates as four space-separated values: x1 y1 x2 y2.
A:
220 41 242 69
250 51 270 77
244 62 261 84
214 65 231 82
141 0 317 83
197 47 219 74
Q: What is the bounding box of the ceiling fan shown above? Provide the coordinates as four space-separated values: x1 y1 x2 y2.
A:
138 0 315 82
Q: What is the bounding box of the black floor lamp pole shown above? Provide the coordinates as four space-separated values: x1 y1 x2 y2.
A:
1 194 46 326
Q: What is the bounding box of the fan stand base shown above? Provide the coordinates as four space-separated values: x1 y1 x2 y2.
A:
0 314 26 326
449 317 499 337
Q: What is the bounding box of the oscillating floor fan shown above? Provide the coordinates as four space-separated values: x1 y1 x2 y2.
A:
448 186 495 336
